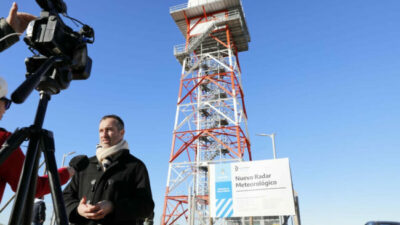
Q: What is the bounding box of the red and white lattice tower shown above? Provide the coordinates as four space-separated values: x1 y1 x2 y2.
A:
162 1 251 225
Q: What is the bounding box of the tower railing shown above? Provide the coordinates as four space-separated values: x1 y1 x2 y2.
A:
173 9 242 58
169 3 188 13
169 0 245 13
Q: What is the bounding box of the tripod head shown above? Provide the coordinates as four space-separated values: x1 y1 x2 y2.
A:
11 0 94 103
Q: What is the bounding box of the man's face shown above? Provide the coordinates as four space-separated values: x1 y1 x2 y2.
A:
99 118 125 148
0 100 6 120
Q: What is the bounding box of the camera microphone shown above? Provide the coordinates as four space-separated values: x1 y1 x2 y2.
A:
36 0 67 14
69 155 89 172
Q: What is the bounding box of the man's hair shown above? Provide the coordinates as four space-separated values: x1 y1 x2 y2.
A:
101 114 124 131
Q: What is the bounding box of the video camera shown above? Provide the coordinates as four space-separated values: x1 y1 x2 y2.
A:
21 0 94 96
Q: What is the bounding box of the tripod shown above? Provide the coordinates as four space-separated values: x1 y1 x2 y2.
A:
0 56 69 225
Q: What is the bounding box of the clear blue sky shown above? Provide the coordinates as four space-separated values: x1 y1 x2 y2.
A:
1 0 399 225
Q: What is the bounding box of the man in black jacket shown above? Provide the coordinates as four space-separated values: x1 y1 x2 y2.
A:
63 115 154 225
32 196 46 225
0 2 36 52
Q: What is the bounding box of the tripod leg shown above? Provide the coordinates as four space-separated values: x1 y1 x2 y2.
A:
41 130 69 225
21 143 42 225
8 135 41 225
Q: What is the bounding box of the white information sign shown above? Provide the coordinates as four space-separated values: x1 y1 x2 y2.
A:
209 158 295 217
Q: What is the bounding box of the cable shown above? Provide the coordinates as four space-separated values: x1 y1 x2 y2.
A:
0 32 21 43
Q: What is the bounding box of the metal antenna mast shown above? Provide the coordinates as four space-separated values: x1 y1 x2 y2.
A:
162 1 251 225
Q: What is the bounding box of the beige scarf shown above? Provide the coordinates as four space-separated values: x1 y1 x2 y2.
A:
96 139 129 170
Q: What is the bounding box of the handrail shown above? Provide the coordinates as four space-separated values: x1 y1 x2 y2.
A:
174 44 187 55
170 3 188 13
170 0 245 14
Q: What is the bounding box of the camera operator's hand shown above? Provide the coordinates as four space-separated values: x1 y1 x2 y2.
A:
6 2 36 34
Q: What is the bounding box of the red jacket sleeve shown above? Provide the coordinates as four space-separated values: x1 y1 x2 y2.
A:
35 167 70 197
0 131 70 197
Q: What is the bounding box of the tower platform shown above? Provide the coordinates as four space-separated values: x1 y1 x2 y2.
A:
170 0 251 63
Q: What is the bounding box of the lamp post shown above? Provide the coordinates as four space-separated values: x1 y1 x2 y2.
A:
256 133 277 159
257 133 285 225
61 151 76 167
